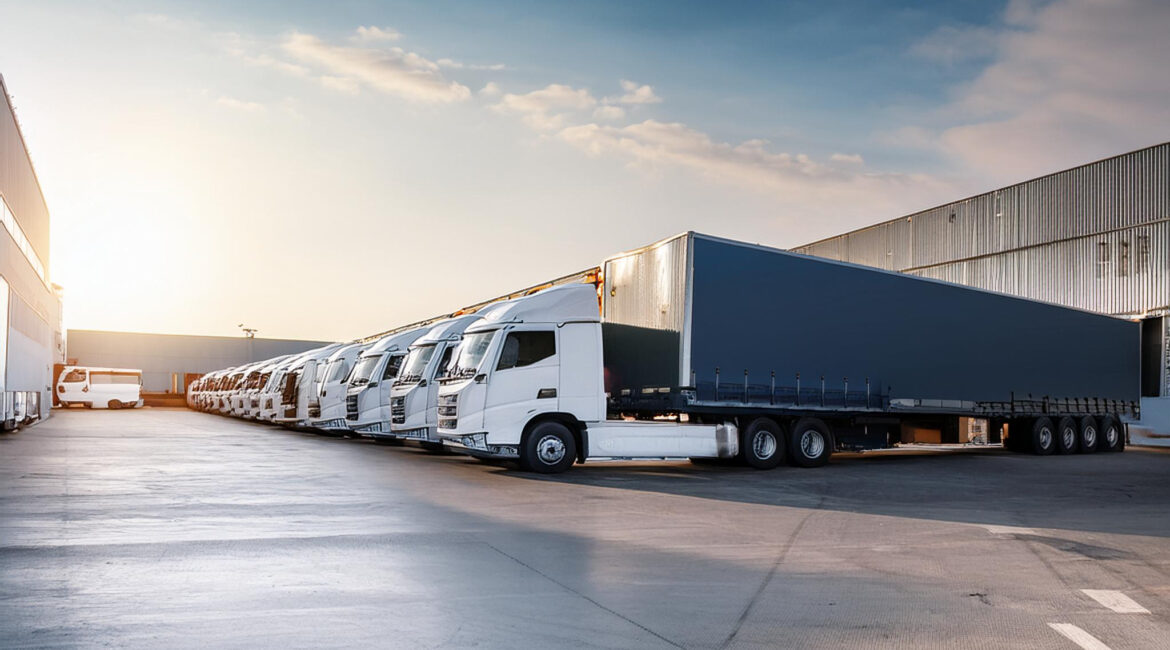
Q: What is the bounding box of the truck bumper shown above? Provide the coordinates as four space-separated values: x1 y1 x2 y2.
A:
438 432 520 459
388 426 438 442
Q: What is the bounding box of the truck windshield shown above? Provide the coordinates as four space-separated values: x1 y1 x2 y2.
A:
448 331 496 379
326 358 351 383
349 355 383 386
397 344 436 384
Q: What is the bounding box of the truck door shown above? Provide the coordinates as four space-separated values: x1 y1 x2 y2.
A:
58 368 89 404
483 328 559 432
426 345 457 427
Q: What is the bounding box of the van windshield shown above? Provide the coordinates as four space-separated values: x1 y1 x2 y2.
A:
449 331 496 379
349 355 383 386
397 344 436 384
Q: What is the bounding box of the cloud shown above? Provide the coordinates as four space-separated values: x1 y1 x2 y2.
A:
910 24 998 65
218 32 310 77
609 80 662 105
593 105 626 120
437 58 507 71
320 75 361 95
216 96 266 113
492 83 597 130
556 120 950 211
479 82 502 97
353 26 401 42
924 0 1170 181
282 32 471 103
830 153 864 164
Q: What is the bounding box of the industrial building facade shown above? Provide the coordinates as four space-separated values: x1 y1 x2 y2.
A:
65 330 331 394
0 75 63 427
793 142 1169 400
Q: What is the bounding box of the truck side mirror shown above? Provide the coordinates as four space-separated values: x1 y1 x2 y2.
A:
474 374 486 383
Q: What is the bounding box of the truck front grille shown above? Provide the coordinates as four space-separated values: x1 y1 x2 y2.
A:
390 396 406 425
346 394 359 420
437 394 457 430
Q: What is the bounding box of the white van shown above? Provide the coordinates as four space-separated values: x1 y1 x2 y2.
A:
56 366 145 410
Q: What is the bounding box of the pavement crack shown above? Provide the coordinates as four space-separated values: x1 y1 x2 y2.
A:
720 496 826 649
484 542 684 649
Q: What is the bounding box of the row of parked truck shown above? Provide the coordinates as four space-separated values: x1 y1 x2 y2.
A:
188 232 1141 473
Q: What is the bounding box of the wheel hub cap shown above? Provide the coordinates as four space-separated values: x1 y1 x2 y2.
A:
1039 427 1052 449
536 435 566 464
753 431 777 459
800 430 824 458
1084 427 1097 447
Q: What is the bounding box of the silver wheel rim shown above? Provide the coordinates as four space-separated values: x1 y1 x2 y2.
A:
536 434 566 465
1083 426 1097 448
1105 426 1118 446
1061 428 1076 449
753 431 777 459
800 430 825 458
1038 426 1052 450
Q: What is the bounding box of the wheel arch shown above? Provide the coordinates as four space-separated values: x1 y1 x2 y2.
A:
523 412 588 463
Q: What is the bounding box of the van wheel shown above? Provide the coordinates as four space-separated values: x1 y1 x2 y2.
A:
1098 415 1123 452
108 400 121 410
520 421 577 473
788 417 833 467
1077 416 1099 453
1054 416 1078 454
741 418 786 469
1030 417 1056 455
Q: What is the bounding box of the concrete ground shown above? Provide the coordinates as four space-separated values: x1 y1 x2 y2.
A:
2 409 1169 649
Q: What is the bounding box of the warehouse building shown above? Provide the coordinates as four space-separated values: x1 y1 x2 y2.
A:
65 330 331 394
0 74 63 427
793 142 1169 423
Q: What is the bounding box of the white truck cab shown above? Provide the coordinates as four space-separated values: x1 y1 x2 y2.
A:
242 356 292 419
273 344 343 428
436 284 736 472
342 327 428 438
57 366 145 410
309 342 368 432
388 314 482 449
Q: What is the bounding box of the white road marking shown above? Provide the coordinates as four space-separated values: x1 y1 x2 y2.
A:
1048 623 1112 650
983 524 1037 535
1081 589 1150 614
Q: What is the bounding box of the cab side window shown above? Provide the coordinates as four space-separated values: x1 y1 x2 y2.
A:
382 355 404 381
496 331 556 371
63 370 87 383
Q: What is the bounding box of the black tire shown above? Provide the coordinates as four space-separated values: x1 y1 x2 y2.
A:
373 437 405 446
1098 415 1123 452
1077 415 1099 453
788 417 833 468
1030 416 1056 455
1054 416 1078 454
108 400 121 410
520 420 577 474
420 441 447 453
740 418 786 469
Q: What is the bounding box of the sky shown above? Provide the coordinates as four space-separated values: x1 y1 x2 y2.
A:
0 0 1167 342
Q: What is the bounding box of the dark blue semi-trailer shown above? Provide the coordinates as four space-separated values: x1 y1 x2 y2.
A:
601 232 1139 460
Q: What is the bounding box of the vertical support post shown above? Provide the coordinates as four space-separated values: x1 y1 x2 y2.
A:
820 375 825 407
843 377 848 408
714 367 720 401
866 377 871 409
770 371 776 405
795 373 801 406
743 369 749 403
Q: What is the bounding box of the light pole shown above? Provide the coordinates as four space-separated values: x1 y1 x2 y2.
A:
238 324 257 361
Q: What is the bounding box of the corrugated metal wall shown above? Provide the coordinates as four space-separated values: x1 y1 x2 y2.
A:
602 233 690 333
793 143 1170 319
0 75 50 274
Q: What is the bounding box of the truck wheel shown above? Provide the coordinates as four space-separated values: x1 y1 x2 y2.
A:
1029 417 1055 455
788 417 832 468
1077 415 1099 453
741 418 786 469
108 400 121 410
373 437 405 446
1054 416 1078 454
520 421 577 473
420 441 447 453
1098 415 1123 452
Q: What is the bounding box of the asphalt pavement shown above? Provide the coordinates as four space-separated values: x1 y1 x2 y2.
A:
2 408 1168 649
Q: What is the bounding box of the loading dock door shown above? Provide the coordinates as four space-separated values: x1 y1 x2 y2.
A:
1141 317 1164 397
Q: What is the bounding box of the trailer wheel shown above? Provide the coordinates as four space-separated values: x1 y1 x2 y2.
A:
740 418 786 469
1030 417 1056 455
520 421 577 473
1054 416 1078 454
1077 416 1099 453
1098 415 1123 452
788 417 832 468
